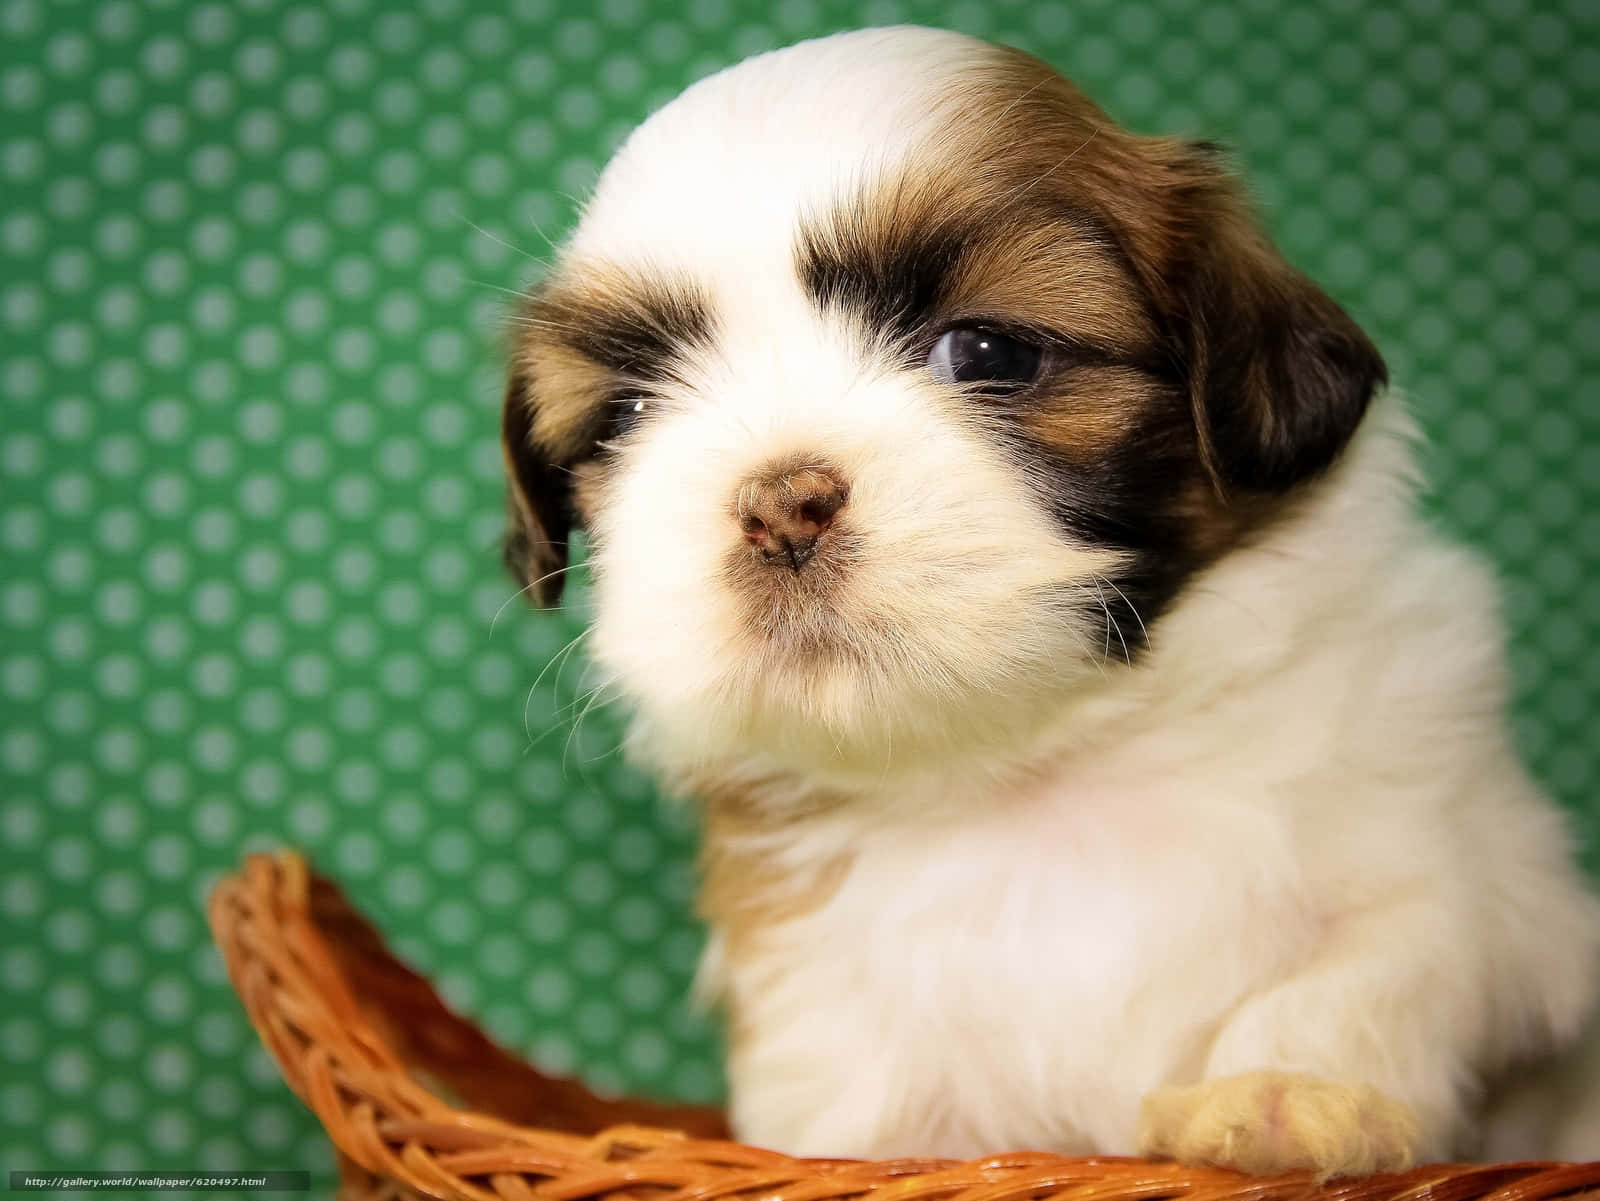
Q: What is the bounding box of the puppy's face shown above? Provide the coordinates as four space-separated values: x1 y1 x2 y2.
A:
502 28 1384 778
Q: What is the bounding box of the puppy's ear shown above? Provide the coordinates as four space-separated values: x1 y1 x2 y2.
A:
501 368 573 607
1142 142 1387 495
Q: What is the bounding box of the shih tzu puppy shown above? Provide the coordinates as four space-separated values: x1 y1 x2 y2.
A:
498 27 1600 1174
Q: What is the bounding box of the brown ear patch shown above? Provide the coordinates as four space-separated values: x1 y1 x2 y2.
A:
953 45 1387 500
501 368 573 607
1185 237 1388 493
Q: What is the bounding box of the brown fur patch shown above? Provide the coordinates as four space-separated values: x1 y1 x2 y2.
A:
501 267 714 602
1015 366 1160 463
948 44 1386 495
793 41 1384 645
509 335 620 463
510 266 712 455
691 775 854 969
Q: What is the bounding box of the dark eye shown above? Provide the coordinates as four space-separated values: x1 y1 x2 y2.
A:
601 395 649 444
927 327 1043 394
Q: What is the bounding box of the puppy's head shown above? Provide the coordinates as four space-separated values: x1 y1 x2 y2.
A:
502 27 1384 778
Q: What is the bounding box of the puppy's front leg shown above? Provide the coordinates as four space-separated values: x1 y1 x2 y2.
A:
1139 898 1472 1175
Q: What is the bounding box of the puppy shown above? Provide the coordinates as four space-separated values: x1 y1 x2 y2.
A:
499 27 1600 1173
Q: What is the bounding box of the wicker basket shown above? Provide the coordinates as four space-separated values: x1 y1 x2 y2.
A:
207 851 1600 1201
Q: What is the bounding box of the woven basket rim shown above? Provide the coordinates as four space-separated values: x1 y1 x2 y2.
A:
207 849 1600 1201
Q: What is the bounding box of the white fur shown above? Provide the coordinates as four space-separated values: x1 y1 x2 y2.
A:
554 28 1600 1161
688 409 1600 1159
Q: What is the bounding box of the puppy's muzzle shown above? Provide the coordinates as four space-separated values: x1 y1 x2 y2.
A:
736 466 848 572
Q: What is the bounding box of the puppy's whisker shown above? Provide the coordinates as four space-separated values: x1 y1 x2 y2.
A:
1105 605 1131 666
490 562 586 636
1002 127 1100 206
492 579 544 630
525 219 559 256
1087 573 1129 664
1060 600 1111 683
521 678 539 750
504 314 593 337
454 210 552 268
519 630 598 754
876 710 894 787
553 634 589 703
554 677 607 724
990 71 1051 127
1086 575 1109 660
563 680 621 779
531 627 592 694
1098 573 1149 649
470 278 537 301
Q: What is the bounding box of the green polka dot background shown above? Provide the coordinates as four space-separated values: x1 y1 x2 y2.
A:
1 0 1595 1192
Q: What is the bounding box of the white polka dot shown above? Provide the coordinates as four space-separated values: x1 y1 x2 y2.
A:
623 1028 671 1075
1 655 43 702
182 582 232 629
146 1042 192 1088
333 687 377 731
282 7 327 48
191 725 238 772
45 1113 94 1158
238 252 283 298
429 899 478 945
95 580 143 625
46 907 94 952
147 1109 193 1155
335 830 380 877
94 653 141 699
239 687 285 732
290 796 331 839
177 1085 237 1143
93 798 140 848
382 865 431 910
144 978 192 1023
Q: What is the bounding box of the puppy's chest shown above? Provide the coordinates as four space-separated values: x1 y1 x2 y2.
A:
713 775 1313 1155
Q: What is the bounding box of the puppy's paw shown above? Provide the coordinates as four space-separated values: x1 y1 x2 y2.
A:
1138 1071 1421 1177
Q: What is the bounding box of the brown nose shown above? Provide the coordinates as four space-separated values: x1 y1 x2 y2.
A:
736 466 848 571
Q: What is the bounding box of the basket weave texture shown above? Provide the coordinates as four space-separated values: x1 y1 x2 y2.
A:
208 851 1600 1201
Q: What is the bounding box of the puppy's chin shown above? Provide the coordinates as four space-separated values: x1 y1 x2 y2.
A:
597 600 1102 785
585 388 1117 783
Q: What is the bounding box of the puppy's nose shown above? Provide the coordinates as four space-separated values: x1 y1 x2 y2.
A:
736 467 848 571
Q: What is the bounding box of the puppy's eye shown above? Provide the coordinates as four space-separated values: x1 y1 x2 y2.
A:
602 396 649 443
927 327 1042 394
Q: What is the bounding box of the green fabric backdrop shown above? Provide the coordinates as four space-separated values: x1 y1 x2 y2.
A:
1 0 1595 1194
